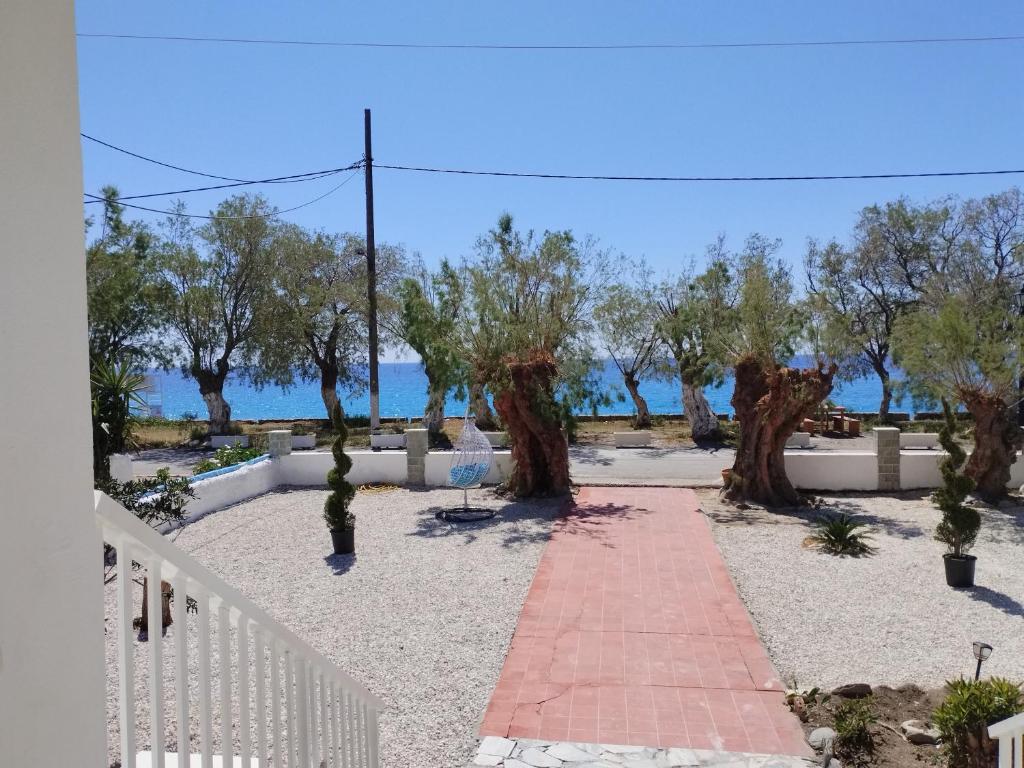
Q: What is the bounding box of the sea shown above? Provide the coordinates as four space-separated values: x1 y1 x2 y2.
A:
145 358 906 421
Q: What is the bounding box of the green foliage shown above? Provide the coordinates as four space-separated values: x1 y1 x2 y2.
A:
193 445 263 475
933 678 1024 768
98 468 196 528
809 512 875 556
832 697 877 764
91 358 147 482
933 400 980 558
323 403 356 531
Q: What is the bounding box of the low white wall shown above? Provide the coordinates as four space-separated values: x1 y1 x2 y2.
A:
900 450 944 490
424 451 514 487
785 451 878 491
276 450 408 487
183 459 280 523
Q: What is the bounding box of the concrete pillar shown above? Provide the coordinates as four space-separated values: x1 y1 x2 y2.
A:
268 430 293 458
406 428 428 486
0 2 107 764
874 427 901 491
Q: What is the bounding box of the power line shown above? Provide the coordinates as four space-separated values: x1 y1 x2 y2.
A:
84 170 362 220
83 161 364 204
375 163 1024 182
82 132 259 182
76 31 1024 51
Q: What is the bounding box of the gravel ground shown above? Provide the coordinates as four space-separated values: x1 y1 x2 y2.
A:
699 490 1024 690
104 487 559 768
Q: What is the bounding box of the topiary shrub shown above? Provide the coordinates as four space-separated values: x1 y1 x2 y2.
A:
934 399 980 558
323 402 355 532
933 677 1024 768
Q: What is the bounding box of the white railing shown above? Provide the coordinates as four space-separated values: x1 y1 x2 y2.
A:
989 712 1024 768
96 491 383 768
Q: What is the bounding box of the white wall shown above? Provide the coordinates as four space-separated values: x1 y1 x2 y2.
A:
180 460 282 524
424 451 514 487
785 451 879 491
277 451 409 487
0 2 107 765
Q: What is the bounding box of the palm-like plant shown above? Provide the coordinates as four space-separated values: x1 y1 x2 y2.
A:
91 358 147 482
809 512 875 556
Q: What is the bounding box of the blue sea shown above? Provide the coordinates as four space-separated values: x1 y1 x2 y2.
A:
147 358 905 421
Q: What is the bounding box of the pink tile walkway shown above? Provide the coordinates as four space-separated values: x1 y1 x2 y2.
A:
479 486 811 757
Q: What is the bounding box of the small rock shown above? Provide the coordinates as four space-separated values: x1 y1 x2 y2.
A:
480 736 517 758
548 744 599 762
901 719 941 745
520 747 563 768
831 683 873 699
808 727 838 750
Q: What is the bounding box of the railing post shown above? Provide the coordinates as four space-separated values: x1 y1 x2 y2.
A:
147 556 165 768
367 706 380 768
218 604 232 768
172 572 189 762
197 590 213 768
296 656 310 768
238 618 251 766
117 540 137 768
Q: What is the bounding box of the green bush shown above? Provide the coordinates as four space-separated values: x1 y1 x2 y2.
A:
934 399 979 558
833 697 876 764
933 678 1024 768
323 403 355 531
91 358 146 482
98 468 196 528
809 512 875 556
193 445 263 475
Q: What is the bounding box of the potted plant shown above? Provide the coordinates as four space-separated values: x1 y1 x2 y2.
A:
324 403 356 555
934 399 980 588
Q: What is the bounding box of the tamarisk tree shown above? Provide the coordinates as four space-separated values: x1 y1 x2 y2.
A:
594 261 660 429
721 236 837 506
466 214 606 496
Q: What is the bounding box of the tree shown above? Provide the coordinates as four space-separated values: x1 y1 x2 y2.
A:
85 187 169 365
656 239 736 441
156 195 278 434
593 261 661 429
397 259 474 440
720 235 837 506
465 214 606 496
892 188 1024 500
805 235 915 420
254 227 404 418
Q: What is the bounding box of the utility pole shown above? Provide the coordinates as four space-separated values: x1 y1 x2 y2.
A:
364 108 381 436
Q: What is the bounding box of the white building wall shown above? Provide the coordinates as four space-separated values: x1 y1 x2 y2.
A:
0 2 107 765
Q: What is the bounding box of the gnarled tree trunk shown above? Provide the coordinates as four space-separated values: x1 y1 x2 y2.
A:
196 365 231 435
682 379 719 442
138 577 173 638
320 365 340 419
470 380 497 431
493 351 570 497
871 359 893 422
724 356 837 506
423 378 446 439
623 372 651 429
962 390 1022 501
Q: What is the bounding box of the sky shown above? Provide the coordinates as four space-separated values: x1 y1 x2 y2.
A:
76 2 1024 296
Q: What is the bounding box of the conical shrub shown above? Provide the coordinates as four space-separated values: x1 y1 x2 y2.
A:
934 399 979 558
323 403 355 531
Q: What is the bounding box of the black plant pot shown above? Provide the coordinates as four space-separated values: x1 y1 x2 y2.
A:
330 528 355 555
943 554 976 588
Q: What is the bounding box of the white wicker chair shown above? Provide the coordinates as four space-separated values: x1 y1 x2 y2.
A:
443 413 495 520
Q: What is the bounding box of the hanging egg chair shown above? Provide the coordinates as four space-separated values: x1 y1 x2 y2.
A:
438 411 495 522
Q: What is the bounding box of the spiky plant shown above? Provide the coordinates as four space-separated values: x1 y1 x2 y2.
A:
809 512 875 556
323 403 355 531
934 399 979 558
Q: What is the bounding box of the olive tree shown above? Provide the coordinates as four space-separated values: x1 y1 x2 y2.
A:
720 235 837 506
156 194 278 434
465 213 607 497
593 260 660 429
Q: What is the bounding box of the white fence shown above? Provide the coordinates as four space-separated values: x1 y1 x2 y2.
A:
989 712 1024 767
96 491 382 768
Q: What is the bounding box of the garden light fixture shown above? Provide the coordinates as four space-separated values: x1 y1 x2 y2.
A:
973 641 993 680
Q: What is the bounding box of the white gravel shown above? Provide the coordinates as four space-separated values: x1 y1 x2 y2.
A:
104 487 558 768
700 490 1024 690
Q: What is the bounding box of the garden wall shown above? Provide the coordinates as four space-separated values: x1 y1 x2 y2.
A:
276 450 408 487
784 451 878 491
182 457 280 523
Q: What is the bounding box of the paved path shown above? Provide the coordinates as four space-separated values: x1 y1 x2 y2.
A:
479 487 811 758
570 446 734 486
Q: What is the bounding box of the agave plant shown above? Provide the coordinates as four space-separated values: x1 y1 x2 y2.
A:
809 512 875 556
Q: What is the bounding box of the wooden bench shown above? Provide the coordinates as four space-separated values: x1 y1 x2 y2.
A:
900 432 940 449
614 431 652 448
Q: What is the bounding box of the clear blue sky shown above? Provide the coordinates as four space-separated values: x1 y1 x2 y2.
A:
76 1 1024 276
